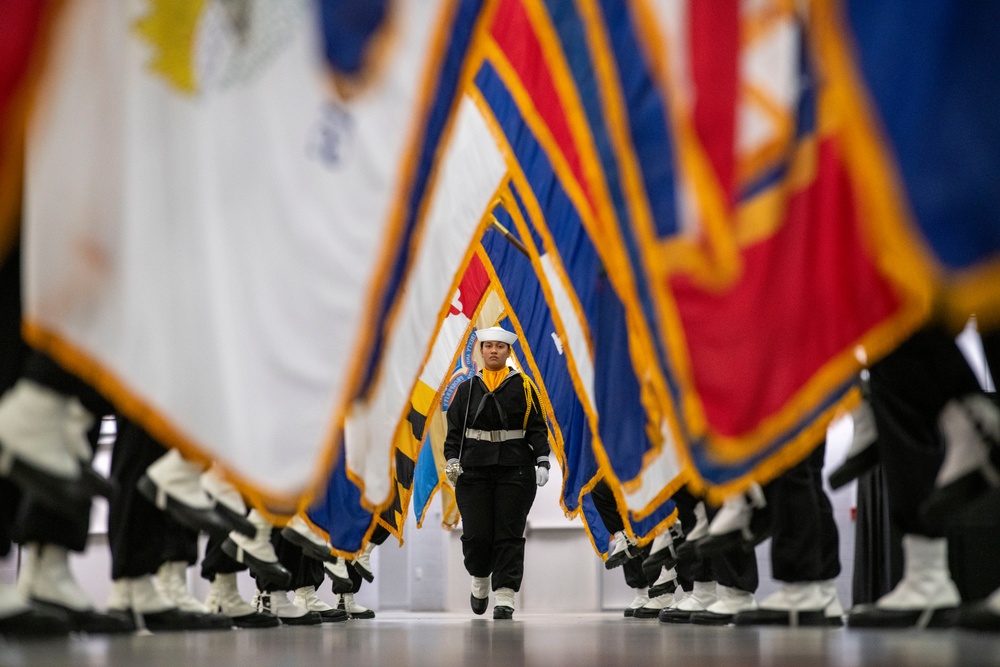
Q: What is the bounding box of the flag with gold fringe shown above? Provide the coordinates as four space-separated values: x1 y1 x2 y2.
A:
22 0 490 515
467 30 686 541
521 0 994 504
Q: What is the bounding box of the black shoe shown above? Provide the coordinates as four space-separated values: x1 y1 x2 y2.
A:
657 607 693 623
493 606 513 620
0 604 73 637
137 475 232 537
0 446 92 519
734 608 828 626
221 537 293 590
625 602 664 619
695 509 771 560
689 610 735 626
642 547 678 586
323 561 354 595
212 503 256 539
350 560 375 583
317 608 349 623
228 610 281 629
80 466 116 500
279 525 335 563
828 444 880 489
921 470 997 525
648 578 677 600
471 594 488 616
337 597 375 620
278 610 323 626
32 599 134 634
111 607 233 632
846 604 956 629
955 601 1000 632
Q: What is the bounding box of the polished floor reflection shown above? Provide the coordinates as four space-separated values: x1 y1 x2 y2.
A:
2 612 1000 667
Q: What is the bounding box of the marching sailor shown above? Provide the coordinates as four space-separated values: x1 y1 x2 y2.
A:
444 326 550 620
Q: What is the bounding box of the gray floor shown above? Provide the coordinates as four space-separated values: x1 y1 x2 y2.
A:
3 612 1000 667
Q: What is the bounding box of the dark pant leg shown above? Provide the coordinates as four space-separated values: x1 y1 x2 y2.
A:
769 441 840 582
590 478 625 534
622 547 650 589
671 486 706 590
13 417 102 552
370 523 391 546
159 524 199 566
490 465 536 592
455 467 498 579
21 352 112 417
0 480 18 559
108 417 172 579
346 558 363 594
812 444 841 581
0 246 26 557
710 550 759 593
590 477 651 586
0 245 26 393
201 533 245 581
262 529 324 592
871 326 981 537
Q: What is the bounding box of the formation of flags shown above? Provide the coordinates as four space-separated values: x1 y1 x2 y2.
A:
5 0 999 554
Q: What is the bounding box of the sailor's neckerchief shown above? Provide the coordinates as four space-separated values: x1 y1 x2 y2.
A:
471 367 539 431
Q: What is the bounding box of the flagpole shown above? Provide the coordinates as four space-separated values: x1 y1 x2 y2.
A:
489 216 529 258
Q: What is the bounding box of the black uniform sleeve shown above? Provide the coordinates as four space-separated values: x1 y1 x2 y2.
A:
443 380 470 462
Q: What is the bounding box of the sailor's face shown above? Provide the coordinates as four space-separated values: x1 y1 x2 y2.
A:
481 340 511 371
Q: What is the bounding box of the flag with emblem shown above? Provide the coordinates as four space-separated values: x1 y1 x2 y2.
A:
22 0 489 511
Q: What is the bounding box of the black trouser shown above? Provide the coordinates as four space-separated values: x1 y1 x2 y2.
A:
590 477 649 589
263 530 325 592
671 486 759 593
0 244 22 559
108 417 177 579
767 440 840 582
870 325 982 537
12 416 103 552
455 464 536 592
201 533 245 581
9 352 114 552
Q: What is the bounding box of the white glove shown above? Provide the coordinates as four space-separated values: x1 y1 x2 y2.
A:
535 466 549 487
445 459 462 486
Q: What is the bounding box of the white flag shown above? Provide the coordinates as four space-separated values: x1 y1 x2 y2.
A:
23 0 481 505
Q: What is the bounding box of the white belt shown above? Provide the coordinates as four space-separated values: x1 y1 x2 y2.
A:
465 428 525 442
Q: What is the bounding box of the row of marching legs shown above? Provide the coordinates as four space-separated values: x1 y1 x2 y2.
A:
0 250 382 638
0 357 381 637
600 322 1000 631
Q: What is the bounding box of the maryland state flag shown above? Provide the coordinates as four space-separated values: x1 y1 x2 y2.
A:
412 331 476 530
413 266 504 531
379 252 492 542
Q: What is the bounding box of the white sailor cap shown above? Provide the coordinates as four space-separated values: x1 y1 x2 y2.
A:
475 326 517 345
